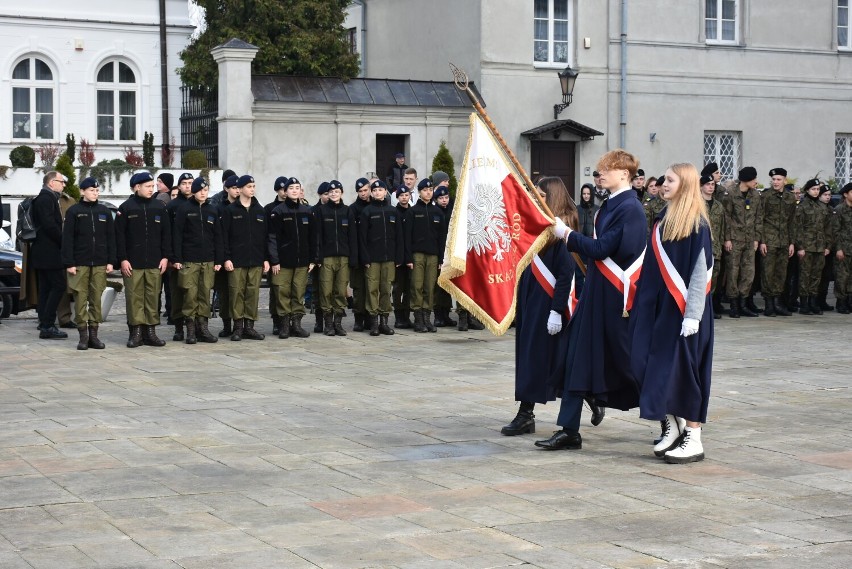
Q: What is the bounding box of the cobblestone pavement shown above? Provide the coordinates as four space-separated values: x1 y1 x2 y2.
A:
0 293 850 568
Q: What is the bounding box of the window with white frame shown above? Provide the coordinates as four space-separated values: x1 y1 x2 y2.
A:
704 131 741 181
534 0 571 66
839 1 851 50
95 60 138 141
11 56 56 140
836 135 852 185
705 0 739 44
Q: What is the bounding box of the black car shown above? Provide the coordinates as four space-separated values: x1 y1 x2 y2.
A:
0 246 23 319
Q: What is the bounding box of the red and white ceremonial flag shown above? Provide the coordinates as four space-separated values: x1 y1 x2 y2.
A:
438 113 554 335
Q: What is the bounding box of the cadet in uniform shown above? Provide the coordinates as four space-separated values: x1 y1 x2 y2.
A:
432 182 456 327
268 177 318 339
834 183 852 314
642 175 666 234
349 178 372 331
759 168 796 316
214 174 241 337
723 166 762 318
794 179 831 315
631 168 646 200
173 177 224 343
312 182 331 333
265 176 289 335
359 180 403 336
60 177 116 349
166 172 194 338
316 180 357 336
700 175 726 319
817 184 837 311
405 178 446 333
220 174 268 341
392 183 413 328
115 172 171 348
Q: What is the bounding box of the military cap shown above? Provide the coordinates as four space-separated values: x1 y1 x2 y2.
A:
769 168 788 178
223 174 239 188
633 168 645 179
285 177 301 189
191 177 208 193
818 184 831 196
738 167 757 182
274 176 289 190
418 178 434 190
79 177 99 190
434 186 449 198
316 182 330 195
701 163 719 177
177 172 194 183
841 182 852 195
370 179 387 190
129 171 155 187
802 179 820 192
395 185 411 197
328 180 343 191
355 178 370 190
236 175 254 188
699 175 713 186
657 175 666 187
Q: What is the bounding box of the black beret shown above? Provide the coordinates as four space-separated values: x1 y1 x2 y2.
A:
699 175 713 186
221 169 236 182
178 172 194 183
592 171 601 177
841 182 852 195
274 176 289 190
656 176 665 187
191 177 208 193
355 178 370 190
370 180 387 190
157 173 174 189
328 180 343 191
738 167 757 182
434 186 449 198
223 175 239 188
129 171 154 187
818 184 831 196
236 175 254 188
395 185 410 197
285 177 300 188
701 163 719 177
635 169 645 178
418 178 433 190
316 182 330 195
802 179 820 192
79 177 99 190
769 168 788 178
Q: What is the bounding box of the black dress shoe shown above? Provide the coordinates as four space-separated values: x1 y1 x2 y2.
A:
501 411 535 436
584 396 605 426
534 430 582 450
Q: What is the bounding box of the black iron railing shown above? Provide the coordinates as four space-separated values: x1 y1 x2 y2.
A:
180 87 218 167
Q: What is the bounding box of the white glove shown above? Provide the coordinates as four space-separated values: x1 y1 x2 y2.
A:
553 217 572 240
546 310 563 335
680 317 699 337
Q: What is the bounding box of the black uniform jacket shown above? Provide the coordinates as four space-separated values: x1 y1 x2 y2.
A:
316 200 358 266
173 198 224 265
268 198 318 268
359 198 404 265
60 200 116 267
221 198 268 268
115 194 172 269
30 187 64 270
404 199 446 262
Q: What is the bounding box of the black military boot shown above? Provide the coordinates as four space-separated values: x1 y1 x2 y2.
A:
173 318 184 342
837 297 850 314
810 297 823 315
272 315 282 336
278 315 290 339
401 310 413 329
729 298 740 318
126 325 143 348
393 310 408 329
424 311 437 333
291 314 311 338
413 309 427 333
185 318 197 344
468 316 485 330
433 309 447 327
457 311 469 331
745 294 763 314
763 297 777 317
88 324 105 349
242 320 265 340
230 318 244 341
379 314 394 335
774 296 792 316
501 404 535 436
314 309 324 333
352 312 364 332
77 326 89 350
740 296 758 317
143 325 166 347
218 318 232 338
799 296 813 315
818 296 834 311
323 312 335 336
196 317 218 343
332 312 347 336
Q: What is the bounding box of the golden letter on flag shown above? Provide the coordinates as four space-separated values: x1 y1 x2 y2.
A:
438 113 554 335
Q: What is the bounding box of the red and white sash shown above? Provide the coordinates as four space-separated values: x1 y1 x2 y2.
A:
531 254 578 320
593 209 645 317
651 222 713 316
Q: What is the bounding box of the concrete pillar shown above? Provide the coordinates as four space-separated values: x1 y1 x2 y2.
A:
211 38 258 173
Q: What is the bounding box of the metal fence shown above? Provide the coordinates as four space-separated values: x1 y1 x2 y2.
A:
180 87 218 168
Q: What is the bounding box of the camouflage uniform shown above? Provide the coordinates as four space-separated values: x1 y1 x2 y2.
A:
723 185 763 299
643 195 666 234
794 197 830 300
834 200 852 312
705 197 725 293
759 188 797 306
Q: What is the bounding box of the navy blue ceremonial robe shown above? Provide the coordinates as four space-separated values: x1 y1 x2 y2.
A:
562 190 647 411
630 219 714 423
514 242 576 403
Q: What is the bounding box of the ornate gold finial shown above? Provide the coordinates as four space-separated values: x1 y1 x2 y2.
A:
449 62 469 91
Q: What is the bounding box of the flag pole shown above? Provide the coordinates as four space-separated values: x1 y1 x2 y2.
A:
450 63 586 274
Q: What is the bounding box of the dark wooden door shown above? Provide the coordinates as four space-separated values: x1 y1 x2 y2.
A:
530 140 576 199
376 134 407 184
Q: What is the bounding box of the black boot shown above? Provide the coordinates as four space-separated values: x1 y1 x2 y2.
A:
774 296 792 316
740 296 758 317
369 314 380 336
218 318 232 338
501 405 535 436
88 324 105 349
77 326 89 350
584 395 606 426
468 316 485 330
353 313 365 332
323 312 335 336
424 311 436 332
126 325 143 348
819 296 834 311
278 315 290 339
173 318 184 342
457 311 469 331
272 315 282 336
745 294 763 314
837 297 850 314
444 310 457 327
185 318 197 344
764 296 777 317
379 314 394 335
413 309 427 333
433 309 447 327
242 319 265 340
394 310 410 329
810 296 823 315
291 314 311 338
729 298 740 318
230 318 244 341
333 312 347 336
315 309 325 333
196 317 218 343
143 325 166 347
799 296 813 315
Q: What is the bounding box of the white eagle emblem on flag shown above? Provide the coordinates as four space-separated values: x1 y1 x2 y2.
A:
466 182 512 261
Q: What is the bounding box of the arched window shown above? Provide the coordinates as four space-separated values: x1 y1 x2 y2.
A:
11 57 56 140
95 60 138 141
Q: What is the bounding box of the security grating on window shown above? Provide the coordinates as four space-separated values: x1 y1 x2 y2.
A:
704 132 741 181
836 135 852 185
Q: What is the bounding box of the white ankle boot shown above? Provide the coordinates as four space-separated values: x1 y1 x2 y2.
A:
653 414 686 457
664 426 704 464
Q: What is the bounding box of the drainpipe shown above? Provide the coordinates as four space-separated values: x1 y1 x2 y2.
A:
159 0 170 155
352 0 367 77
619 0 627 148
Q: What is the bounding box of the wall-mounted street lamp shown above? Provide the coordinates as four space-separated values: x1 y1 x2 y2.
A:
553 65 579 120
